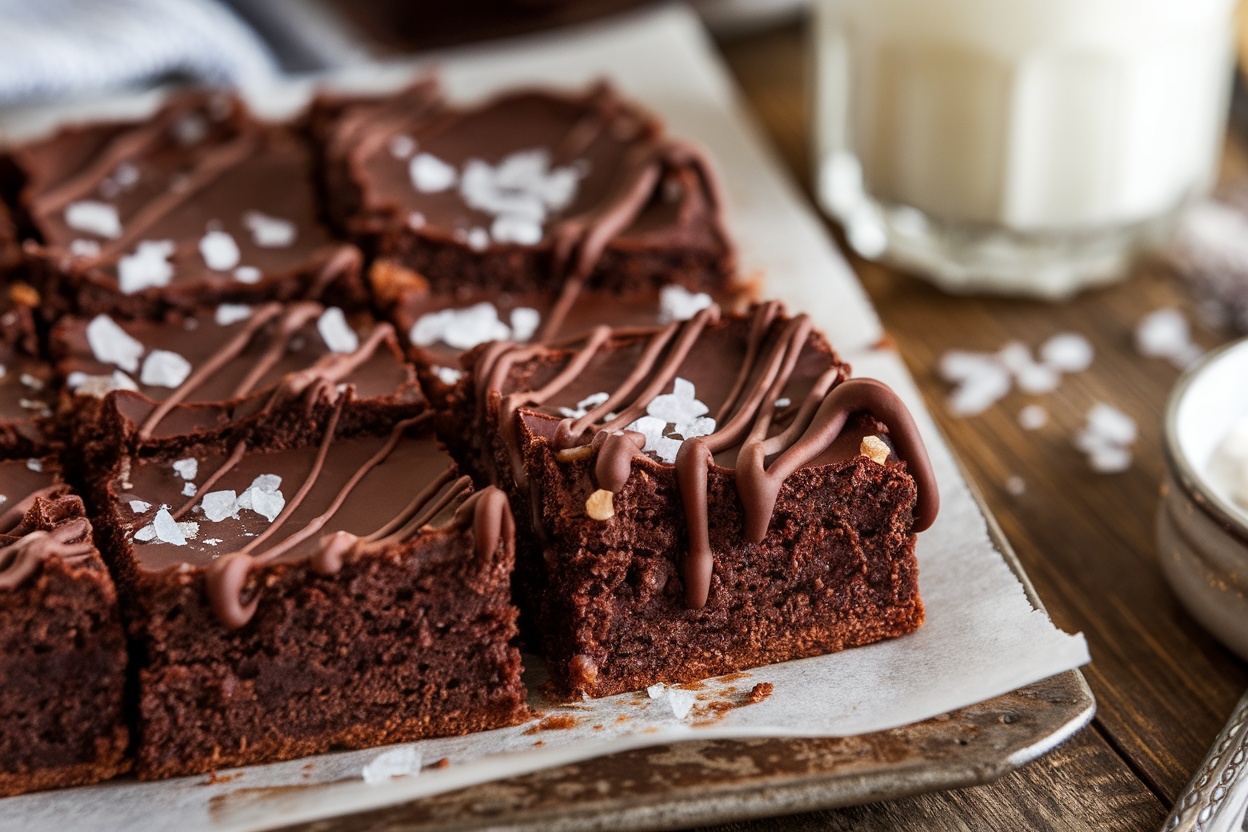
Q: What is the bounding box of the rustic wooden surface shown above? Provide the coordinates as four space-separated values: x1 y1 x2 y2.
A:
708 19 1248 832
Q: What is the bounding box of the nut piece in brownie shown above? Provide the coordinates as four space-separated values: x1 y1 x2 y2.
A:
50 301 423 474
315 80 736 299
10 93 367 318
457 302 939 697
0 458 129 796
0 287 55 456
93 413 526 779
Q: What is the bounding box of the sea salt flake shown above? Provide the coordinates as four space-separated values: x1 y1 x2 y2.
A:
945 360 1011 417
1088 445 1133 474
134 525 156 542
173 113 208 144
199 229 240 270
129 500 152 513
465 227 490 252
243 211 296 248
118 240 175 293
152 507 188 546
388 134 415 159
1135 308 1202 368
140 349 192 388
1040 333 1094 373
490 213 542 245
362 747 422 785
433 366 462 385
647 683 668 699
317 307 359 354
647 378 709 425
68 370 138 397
64 201 121 239
1085 403 1137 446
233 266 261 284
1006 476 1026 496
236 475 284 522
171 458 198 480
86 314 144 371
409 303 511 350
666 688 697 720
459 149 580 223
775 398 792 408
19 374 43 391
1018 404 1048 431
409 153 457 193
26 458 42 473
201 490 239 522
181 483 197 497
659 285 713 323
204 538 222 546
509 307 541 342
215 304 253 326
624 415 682 464
113 161 139 188
70 239 101 257
559 392 609 419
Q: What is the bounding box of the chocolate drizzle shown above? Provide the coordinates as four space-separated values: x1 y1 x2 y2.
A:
0 516 95 590
472 302 939 609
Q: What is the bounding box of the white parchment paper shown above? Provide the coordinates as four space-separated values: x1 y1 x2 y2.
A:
0 6 1089 831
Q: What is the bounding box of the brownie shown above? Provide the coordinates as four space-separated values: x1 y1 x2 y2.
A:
10 93 367 318
49 301 423 478
92 414 526 779
314 81 736 299
0 458 129 796
453 302 939 697
0 288 55 456
0 201 20 276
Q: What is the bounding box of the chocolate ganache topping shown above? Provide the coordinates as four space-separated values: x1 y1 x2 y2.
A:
472 301 939 608
121 409 512 629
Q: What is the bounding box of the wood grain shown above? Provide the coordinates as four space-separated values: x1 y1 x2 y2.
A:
717 18 1248 826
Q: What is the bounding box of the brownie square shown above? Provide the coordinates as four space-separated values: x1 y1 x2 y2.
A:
50 301 423 477
0 289 55 457
94 416 527 779
10 93 367 318
454 303 939 697
314 82 736 298
0 458 129 796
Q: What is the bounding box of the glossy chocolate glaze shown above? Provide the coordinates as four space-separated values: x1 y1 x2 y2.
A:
15 94 355 294
116 413 511 628
0 459 82 589
472 302 939 608
55 302 415 440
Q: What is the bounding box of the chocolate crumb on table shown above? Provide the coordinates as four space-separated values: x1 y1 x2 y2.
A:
748 682 774 703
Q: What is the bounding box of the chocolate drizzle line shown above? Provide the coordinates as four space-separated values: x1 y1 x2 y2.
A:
474 302 939 609
0 516 95 590
177 411 508 629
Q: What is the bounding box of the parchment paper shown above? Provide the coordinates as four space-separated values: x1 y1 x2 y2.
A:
0 6 1089 831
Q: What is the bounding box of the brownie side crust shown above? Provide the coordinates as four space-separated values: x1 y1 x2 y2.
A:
0 468 129 796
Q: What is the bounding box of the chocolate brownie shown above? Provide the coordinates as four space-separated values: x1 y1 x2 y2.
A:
0 201 21 276
10 93 367 318
93 413 526 779
454 302 939 697
50 301 423 476
0 458 129 796
314 82 736 299
0 288 55 456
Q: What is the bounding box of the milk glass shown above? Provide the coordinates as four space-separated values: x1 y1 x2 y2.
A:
813 0 1238 298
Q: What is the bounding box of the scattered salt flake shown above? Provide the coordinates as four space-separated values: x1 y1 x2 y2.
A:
182 482 197 497
433 366 462 385
204 538 222 546
998 342 1059 394
65 201 121 239
491 213 543 245
775 398 792 408
1088 445 1134 474
317 307 359 354
173 112 208 144
1074 404 1137 474
199 229 240 271
68 370 138 397
659 285 713 324
201 490 239 522
1006 476 1026 496
129 500 152 513
236 475 284 522
243 211 296 248
215 304 253 326
460 149 579 220
945 361 1011 417
86 314 144 372
118 240 175 294
70 239 101 257
171 458 198 480
665 688 697 720
1018 404 1048 431
509 307 541 342
465 227 490 251
388 134 415 159
19 374 43 391
113 162 138 188
559 392 609 419
1085 403 1137 446
648 378 709 426
1135 308 1202 369
624 415 682 464
362 747 422 785
140 349 192 388
1040 333 1094 373
26 458 42 473
134 525 156 542
409 302 511 350
646 683 668 699
409 153 457 193
233 266 261 284
151 507 194 546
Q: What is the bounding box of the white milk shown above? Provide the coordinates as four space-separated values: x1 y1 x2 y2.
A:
814 0 1237 295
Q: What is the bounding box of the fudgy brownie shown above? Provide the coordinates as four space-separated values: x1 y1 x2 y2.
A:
315 81 736 298
93 413 526 779
0 458 129 796
454 302 939 697
0 201 21 275
0 287 55 457
49 301 423 475
10 93 368 318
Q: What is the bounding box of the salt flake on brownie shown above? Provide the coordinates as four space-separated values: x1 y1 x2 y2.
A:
86 314 144 372
118 240 175 294
243 211 296 248
65 201 122 239
317 307 359 354
199 229 240 270
140 349 192 388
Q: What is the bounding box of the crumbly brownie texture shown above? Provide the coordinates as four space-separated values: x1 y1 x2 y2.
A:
457 302 939 697
11 93 367 318
94 414 526 779
50 301 423 476
0 290 55 456
0 460 129 796
317 81 736 299
0 201 21 275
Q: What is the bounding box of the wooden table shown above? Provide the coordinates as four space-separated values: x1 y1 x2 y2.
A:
708 19 1248 832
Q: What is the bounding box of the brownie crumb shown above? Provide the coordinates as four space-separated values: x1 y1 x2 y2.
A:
523 714 580 734
748 682 774 704
430 758 451 770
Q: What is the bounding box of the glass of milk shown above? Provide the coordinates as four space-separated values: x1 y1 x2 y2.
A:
813 0 1238 298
